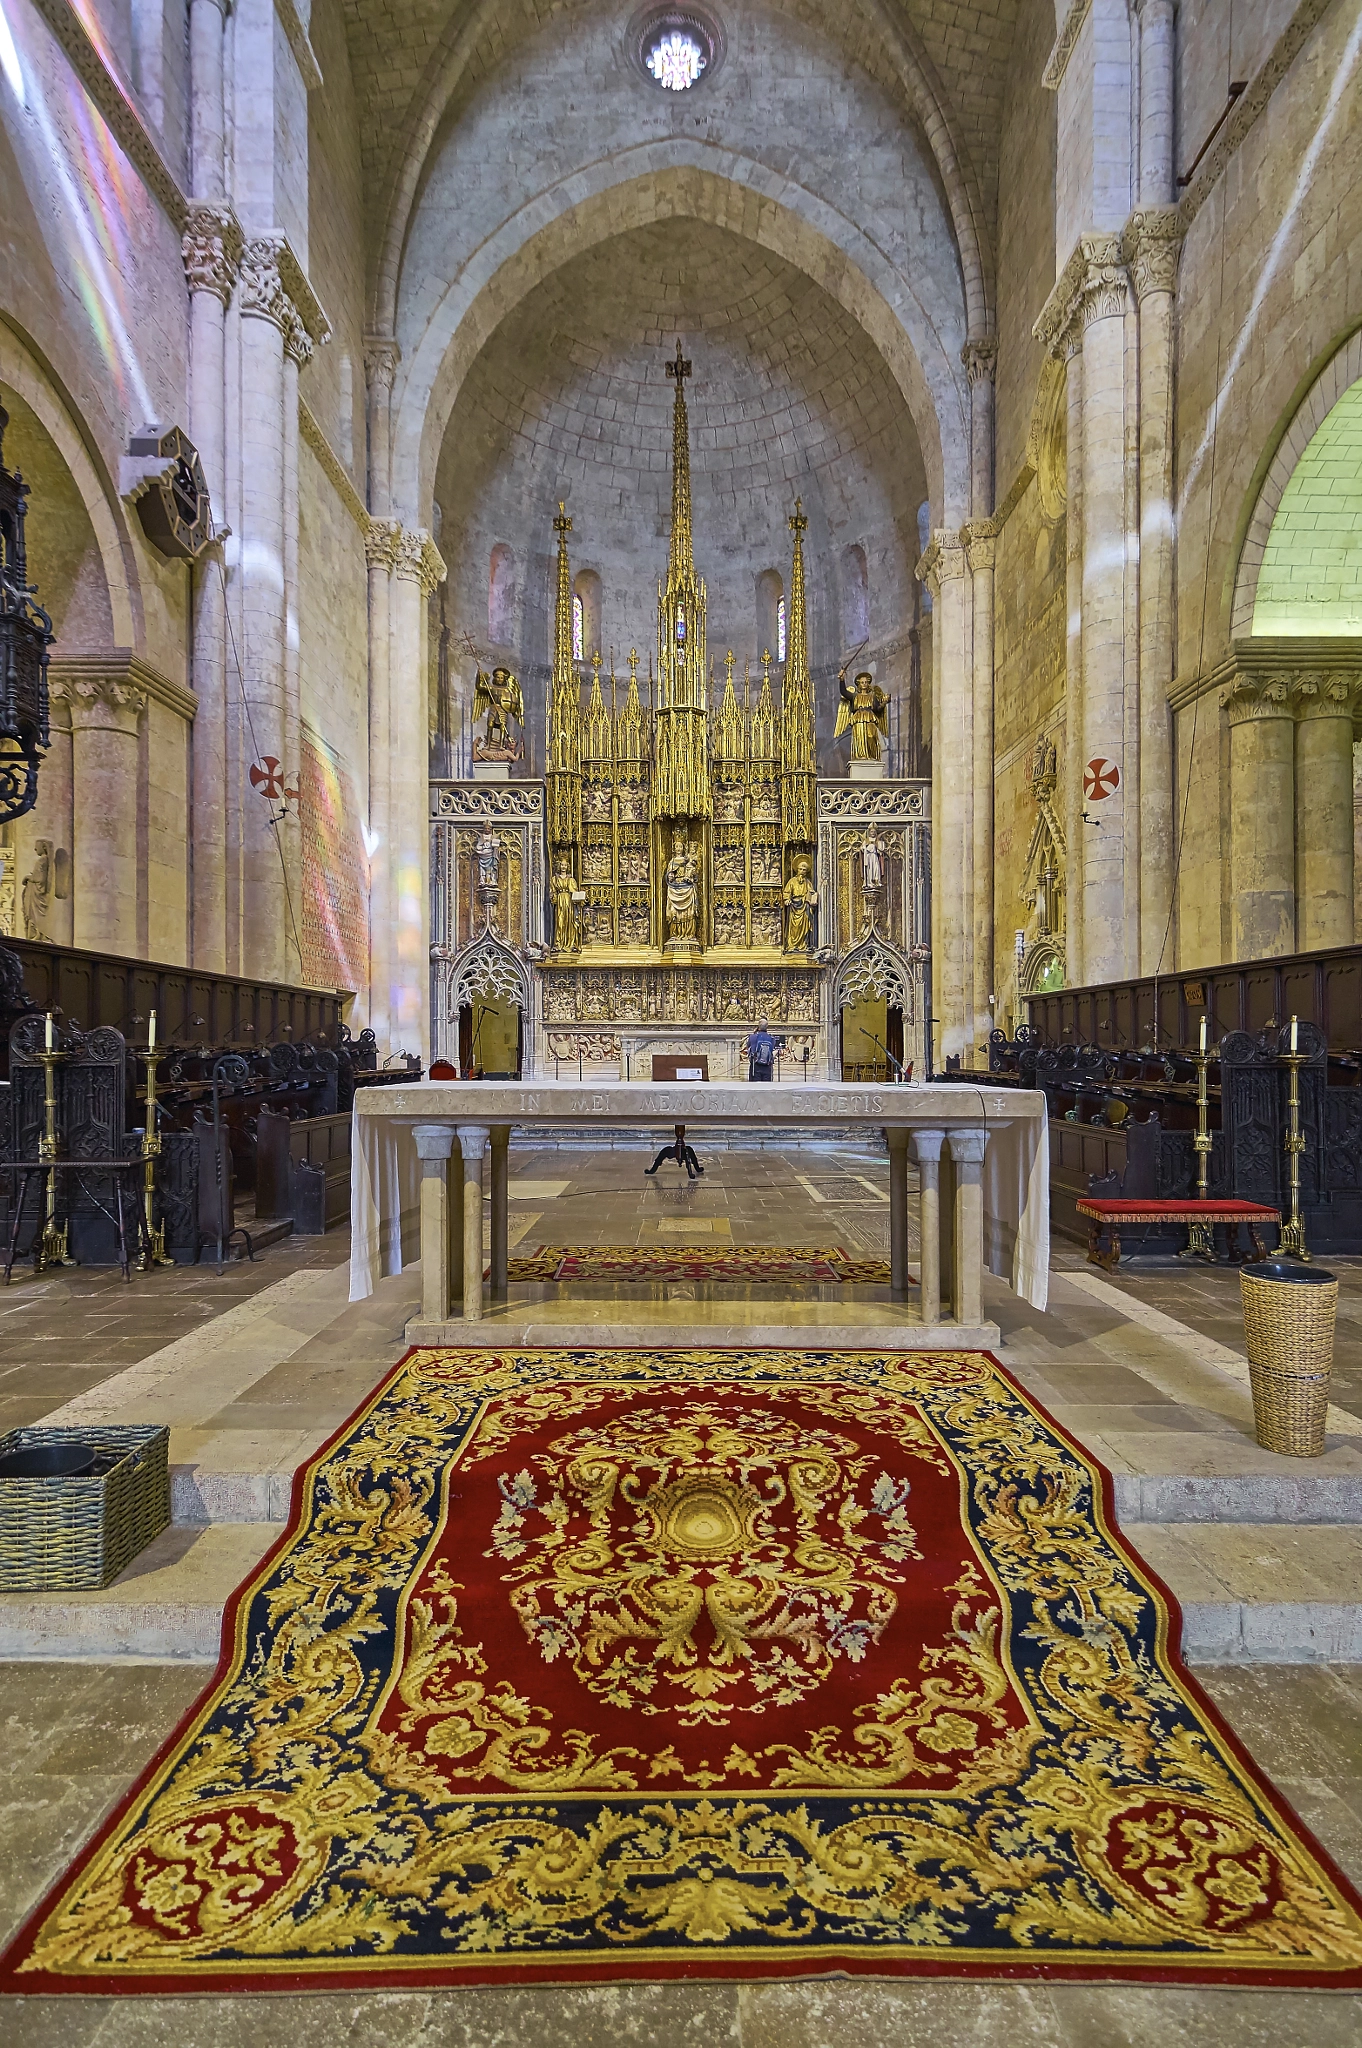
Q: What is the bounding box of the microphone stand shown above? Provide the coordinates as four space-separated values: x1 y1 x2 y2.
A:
868 1032 906 1083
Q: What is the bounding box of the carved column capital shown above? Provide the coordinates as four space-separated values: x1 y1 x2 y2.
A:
1220 676 1291 724
182 202 242 303
281 303 313 369
1034 233 1130 357
1292 672 1361 719
1123 206 1185 299
364 515 403 574
364 336 401 394
57 673 149 732
961 338 997 387
962 517 1000 573
916 529 967 596
238 235 331 350
393 525 447 596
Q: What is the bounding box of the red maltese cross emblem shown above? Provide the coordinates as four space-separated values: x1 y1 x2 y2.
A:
1084 757 1120 801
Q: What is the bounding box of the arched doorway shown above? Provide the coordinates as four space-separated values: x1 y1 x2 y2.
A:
835 938 912 1082
449 933 529 1077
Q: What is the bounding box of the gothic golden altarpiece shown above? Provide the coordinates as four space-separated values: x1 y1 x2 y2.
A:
430 346 931 1082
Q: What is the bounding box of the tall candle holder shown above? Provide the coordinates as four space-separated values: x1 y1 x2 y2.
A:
138 1044 173 1269
1279 1015 1310 1260
35 1039 72 1272
1182 1019 1216 1261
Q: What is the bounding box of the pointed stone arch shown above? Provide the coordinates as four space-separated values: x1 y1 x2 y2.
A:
834 934 914 1016
392 149 968 527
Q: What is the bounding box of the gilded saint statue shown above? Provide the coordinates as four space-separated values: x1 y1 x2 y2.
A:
472 665 525 763
664 836 701 943
835 667 890 763
551 855 581 954
781 856 818 953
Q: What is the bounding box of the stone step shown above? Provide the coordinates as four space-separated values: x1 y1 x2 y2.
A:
0 1523 276 1661
1109 1469 1362 1524
2 1519 1358 1666
1123 1521 1362 1663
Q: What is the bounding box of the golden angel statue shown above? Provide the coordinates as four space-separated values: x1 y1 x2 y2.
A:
781 856 818 953
835 667 889 763
472 664 524 763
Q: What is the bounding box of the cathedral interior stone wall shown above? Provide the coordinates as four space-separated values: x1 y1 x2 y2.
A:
0 0 1356 1066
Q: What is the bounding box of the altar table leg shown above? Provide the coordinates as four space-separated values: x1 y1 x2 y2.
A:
414 1126 458 1323
458 1125 490 1322
490 1125 510 1301
887 1128 910 1298
948 1129 987 1329
913 1129 944 1325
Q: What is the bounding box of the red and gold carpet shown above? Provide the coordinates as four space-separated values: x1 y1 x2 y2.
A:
5 1345 1361 1993
503 1245 895 1284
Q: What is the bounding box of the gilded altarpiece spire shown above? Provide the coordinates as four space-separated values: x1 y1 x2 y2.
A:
535 347 818 966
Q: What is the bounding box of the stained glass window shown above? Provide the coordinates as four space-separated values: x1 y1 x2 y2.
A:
572 593 584 660
777 598 787 662
646 30 706 91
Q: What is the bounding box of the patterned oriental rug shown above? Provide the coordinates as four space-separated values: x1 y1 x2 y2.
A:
503 1246 897 1285
6 1346 1361 1994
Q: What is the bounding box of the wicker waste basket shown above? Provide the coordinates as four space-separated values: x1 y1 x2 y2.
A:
0 1424 170 1590
1239 1261 1338 1458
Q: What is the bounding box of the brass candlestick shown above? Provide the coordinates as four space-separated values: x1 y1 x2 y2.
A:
1279 1017 1310 1260
1182 1021 1216 1261
139 1045 173 1269
35 1041 72 1271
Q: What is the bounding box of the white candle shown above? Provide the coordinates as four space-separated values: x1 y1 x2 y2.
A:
45 1011 52 1052
148 1010 156 1051
1199 1014 1207 1053
1290 1015 1298 1053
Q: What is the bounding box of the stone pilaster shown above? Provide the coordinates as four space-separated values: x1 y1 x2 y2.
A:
1292 673 1358 950
1125 205 1184 971
388 527 446 1058
182 200 240 974
1035 236 1136 984
227 238 330 982
964 519 998 1055
364 516 402 1044
62 674 148 956
918 529 971 1061
1221 677 1296 960
962 338 996 519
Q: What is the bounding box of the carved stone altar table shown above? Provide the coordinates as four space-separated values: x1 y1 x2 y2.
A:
351 1082 1049 1343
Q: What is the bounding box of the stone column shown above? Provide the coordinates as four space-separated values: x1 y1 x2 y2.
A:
1063 329 1085 985
458 1124 489 1322
389 526 445 1059
68 675 147 955
886 1126 911 1298
183 203 240 974
281 306 310 987
1223 679 1295 959
964 339 996 522
912 1128 944 1325
236 241 291 984
946 1128 987 1329
1077 237 1132 982
921 533 971 1061
1126 210 1183 972
1134 0 1177 206
364 515 398 1044
364 334 400 1045
489 1123 510 1299
965 520 997 1054
1294 675 1357 950
188 0 228 200
413 1124 457 1324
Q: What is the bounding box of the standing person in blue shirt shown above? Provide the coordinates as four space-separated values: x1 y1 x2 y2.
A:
747 1018 782 1082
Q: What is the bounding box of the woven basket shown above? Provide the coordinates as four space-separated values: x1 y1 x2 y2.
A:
0 1425 170 1590
1239 1264 1338 1459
